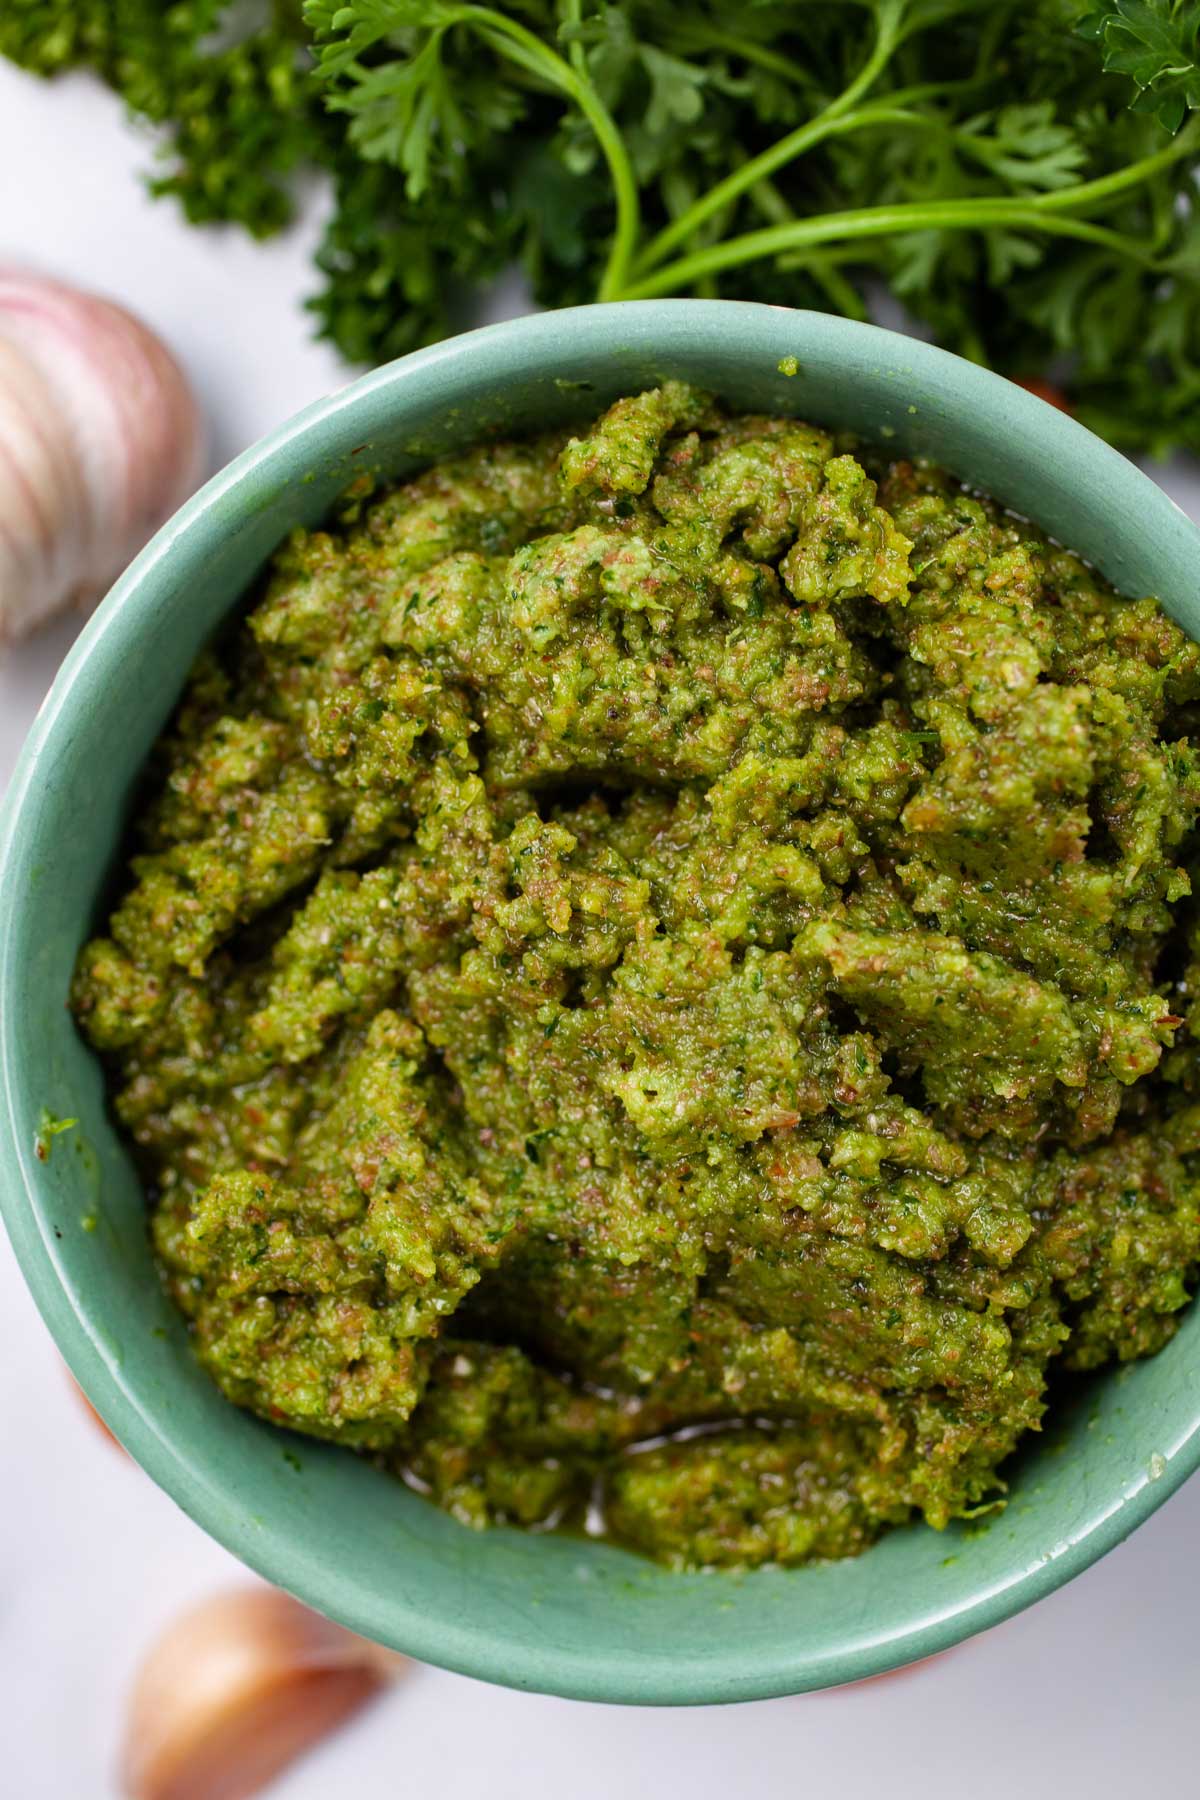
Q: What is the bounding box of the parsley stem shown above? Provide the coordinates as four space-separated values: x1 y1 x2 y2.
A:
1033 119 1200 215
629 55 1150 290
633 0 906 275
618 201 1155 301
668 23 816 91
464 8 639 303
804 255 871 321
561 0 588 80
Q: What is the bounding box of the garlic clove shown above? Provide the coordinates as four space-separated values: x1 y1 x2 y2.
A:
0 270 206 642
122 1586 405 1800
834 1649 949 1692
0 335 87 637
68 1370 125 1453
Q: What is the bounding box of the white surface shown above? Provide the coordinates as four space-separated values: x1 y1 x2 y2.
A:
2 57 1199 1800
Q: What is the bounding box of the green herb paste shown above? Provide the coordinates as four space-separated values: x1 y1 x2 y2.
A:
73 385 1200 1568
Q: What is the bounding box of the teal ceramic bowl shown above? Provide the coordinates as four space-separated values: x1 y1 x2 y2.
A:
3 301 1199 1705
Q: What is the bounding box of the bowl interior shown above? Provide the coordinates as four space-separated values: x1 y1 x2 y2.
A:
3 302 1199 1704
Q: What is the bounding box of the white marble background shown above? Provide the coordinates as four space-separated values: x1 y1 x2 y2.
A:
3 60 1198 1799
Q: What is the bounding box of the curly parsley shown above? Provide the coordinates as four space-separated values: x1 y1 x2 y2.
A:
4 0 1200 454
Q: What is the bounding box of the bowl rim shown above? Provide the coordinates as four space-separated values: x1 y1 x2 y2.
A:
3 298 1200 1705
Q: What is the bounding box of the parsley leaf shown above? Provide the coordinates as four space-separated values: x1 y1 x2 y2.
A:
1079 0 1200 133
957 104 1088 192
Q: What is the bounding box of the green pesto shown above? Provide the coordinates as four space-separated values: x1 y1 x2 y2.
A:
73 384 1200 1570
33 1109 77 1164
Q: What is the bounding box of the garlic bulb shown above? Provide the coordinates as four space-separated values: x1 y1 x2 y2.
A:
0 270 206 642
122 1586 404 1800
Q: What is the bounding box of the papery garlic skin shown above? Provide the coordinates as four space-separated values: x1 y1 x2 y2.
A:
0 271 206 642
122 1585 403 1800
